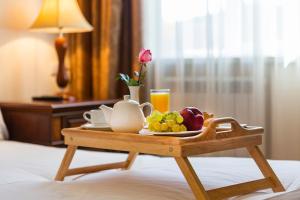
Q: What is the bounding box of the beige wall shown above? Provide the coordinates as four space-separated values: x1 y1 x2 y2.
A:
0 0 58 101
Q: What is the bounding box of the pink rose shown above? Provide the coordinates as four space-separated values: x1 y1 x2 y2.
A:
138 48 152 63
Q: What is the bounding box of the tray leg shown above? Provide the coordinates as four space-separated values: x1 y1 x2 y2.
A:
55 149 138 180
123 152 138 170
55 145 77 181
175 157 210 200
247 146 285 192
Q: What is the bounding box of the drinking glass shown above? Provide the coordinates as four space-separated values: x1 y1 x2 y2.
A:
150 89 170 113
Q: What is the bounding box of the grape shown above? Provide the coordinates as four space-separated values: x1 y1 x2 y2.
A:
148 123 155 131
180 124 187 132
161 123 168 131
172 124 181 132
176 115 184 124
166 119 175 127
147 111 188 132
173 111 180 117
153 122 161 131
146 116 153 124
156 114 163 122
165 113 176 120
152 111 163 121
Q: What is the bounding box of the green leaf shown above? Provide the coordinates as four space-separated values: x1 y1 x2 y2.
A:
116 73 128 83
116 73 141 86
128 78 139 86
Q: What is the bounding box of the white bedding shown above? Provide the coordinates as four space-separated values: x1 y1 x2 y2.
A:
1 141 300 200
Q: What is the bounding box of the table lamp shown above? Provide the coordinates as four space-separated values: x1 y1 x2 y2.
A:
30 0 93 100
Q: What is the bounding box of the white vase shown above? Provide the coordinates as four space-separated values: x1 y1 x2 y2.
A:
128 86 140 103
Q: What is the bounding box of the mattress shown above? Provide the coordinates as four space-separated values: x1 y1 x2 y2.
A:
0 141 300 200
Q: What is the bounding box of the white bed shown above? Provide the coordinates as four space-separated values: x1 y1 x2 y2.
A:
1 141 300 200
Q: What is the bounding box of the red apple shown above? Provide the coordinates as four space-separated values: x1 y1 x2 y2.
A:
186 107 203 116
180 107 204 131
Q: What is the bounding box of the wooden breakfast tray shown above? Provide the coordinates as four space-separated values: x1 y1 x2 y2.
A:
55 117 285 200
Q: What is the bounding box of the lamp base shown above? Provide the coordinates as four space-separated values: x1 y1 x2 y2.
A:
34 36 75 102
55 36 69 89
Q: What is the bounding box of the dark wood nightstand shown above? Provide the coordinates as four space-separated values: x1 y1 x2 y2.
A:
0 99 118 146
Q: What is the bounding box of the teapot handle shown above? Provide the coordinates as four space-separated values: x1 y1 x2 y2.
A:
139 102 153 117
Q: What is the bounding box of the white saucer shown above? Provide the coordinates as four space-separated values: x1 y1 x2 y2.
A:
81 123 111 130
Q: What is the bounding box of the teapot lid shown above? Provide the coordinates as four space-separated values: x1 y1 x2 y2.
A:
116 95 139 105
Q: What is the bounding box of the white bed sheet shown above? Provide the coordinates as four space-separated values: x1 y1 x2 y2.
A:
0 141 300 200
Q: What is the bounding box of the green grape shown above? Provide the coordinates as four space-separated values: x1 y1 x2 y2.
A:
180 124 187 132
172 124 181 132
171 113 177 120
147 110 188 132
146 116 153 124
176 115 184 124
156 115 163 122
148 123 155 131
173 111 180 117
165 114 171 120
165 112 175 120
153 122 161 131
166 119 175 127
161 123 168 131
152 111 163 122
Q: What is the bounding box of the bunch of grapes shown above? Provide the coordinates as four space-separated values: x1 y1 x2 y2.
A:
146 111 187 132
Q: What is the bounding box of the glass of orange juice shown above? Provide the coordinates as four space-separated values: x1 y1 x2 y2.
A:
150 89 170 113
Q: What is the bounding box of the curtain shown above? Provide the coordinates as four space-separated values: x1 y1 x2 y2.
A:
68 0 141 100
143 0 300 159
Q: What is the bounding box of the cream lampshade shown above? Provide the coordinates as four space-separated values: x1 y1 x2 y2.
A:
30 0 93 99
30 0 93 33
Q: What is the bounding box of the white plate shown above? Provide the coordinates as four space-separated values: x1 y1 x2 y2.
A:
81 123 111 130
139 129 202 137
139 123 247 137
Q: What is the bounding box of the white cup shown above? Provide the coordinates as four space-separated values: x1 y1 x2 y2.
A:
83 109 106 125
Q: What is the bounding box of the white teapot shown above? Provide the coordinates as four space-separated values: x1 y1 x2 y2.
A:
99 95 153 133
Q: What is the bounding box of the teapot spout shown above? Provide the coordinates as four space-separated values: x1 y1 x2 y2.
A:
99 105 113 125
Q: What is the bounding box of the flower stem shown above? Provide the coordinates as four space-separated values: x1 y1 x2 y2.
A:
137 63 145 85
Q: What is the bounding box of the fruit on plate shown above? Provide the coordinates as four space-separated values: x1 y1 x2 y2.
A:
180 107 204 131
146 111 187 132
203 112 214 127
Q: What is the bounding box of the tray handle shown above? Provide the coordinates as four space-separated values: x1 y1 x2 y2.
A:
207 117 241 130
192 117 263 141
